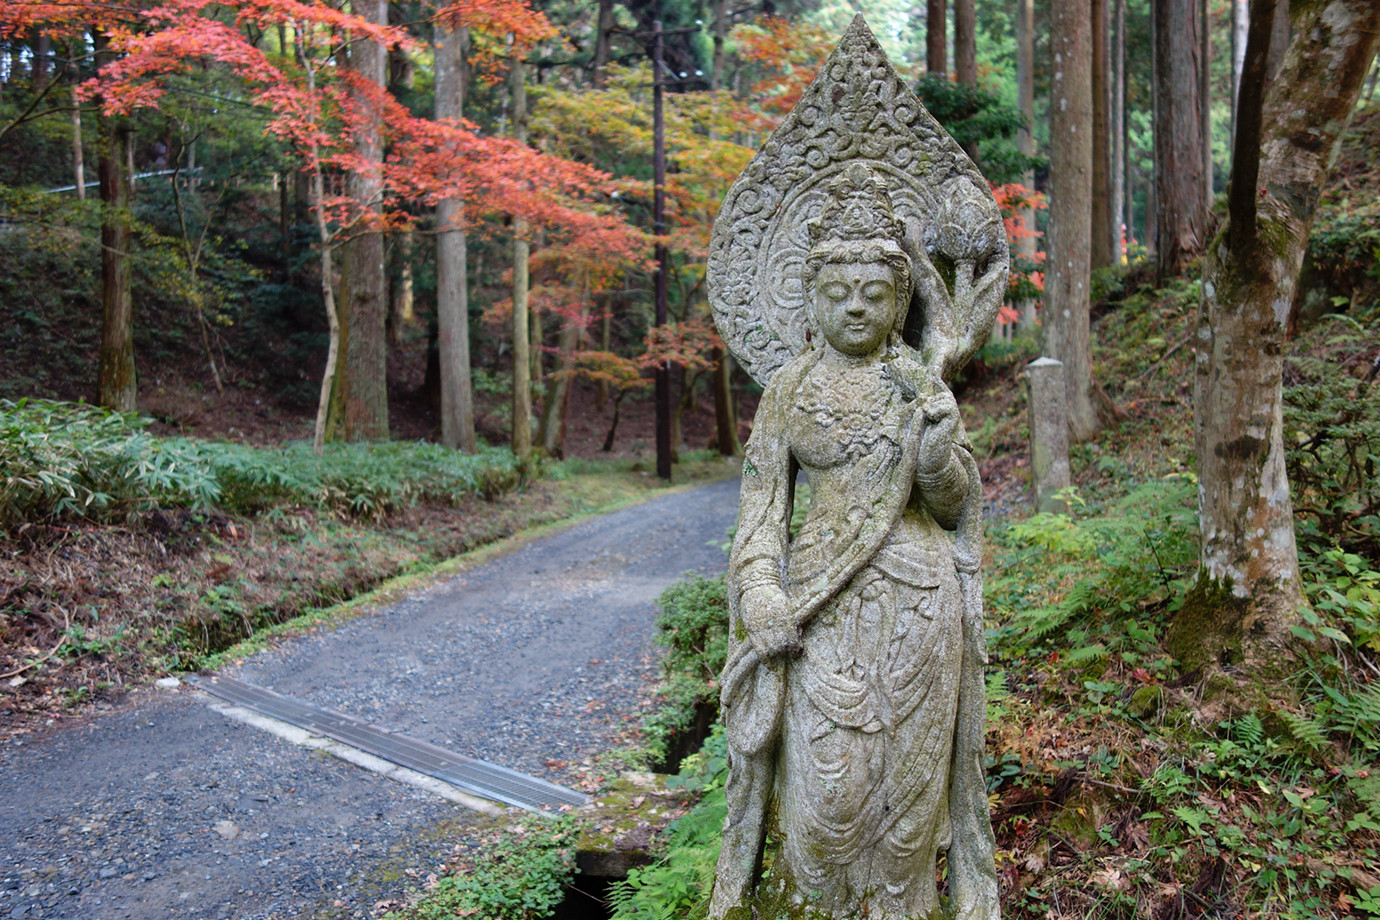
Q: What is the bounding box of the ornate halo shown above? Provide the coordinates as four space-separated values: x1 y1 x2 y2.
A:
707 15 1009 386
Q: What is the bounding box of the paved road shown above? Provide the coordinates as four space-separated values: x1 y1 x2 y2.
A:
0 479 738 920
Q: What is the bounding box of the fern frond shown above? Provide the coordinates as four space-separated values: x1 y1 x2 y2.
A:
1278 709 1328 750
1233 712 1265 748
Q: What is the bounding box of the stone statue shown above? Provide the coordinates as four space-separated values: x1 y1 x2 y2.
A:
705 17 1006 920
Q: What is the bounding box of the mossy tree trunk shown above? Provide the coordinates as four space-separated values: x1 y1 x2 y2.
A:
1176 0 1380 676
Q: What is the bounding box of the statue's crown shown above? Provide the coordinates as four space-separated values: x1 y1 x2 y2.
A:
807 162 907 252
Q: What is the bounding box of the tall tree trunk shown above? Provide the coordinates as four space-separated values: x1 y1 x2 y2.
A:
435 25 477 451
342 0 389 441
511 52 532 457
537 295 586 458
33 33 51 93
1178 0 1380 677
1112 0 1126 261
71 85 85 201
1146 0 1159 255
711 348 741 456
708 0 739 451
1016 0 1037 333
1091 0 1114 268
711 0 728 89
592 0 614 87
1201 0 1213 203
94 31 136 412
388 227 415 344
953 0 975 84
1045 0 1099 441
1153 0 1208 279
926 0 946 74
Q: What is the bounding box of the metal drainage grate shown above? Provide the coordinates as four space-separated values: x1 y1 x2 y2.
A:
186 674 589 814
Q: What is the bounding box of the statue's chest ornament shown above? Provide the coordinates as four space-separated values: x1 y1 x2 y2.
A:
796 365 900 462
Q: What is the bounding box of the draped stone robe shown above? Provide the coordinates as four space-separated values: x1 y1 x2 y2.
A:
716 346 998 920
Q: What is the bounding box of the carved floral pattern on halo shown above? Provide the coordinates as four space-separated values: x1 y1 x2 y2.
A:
706 15 1009 387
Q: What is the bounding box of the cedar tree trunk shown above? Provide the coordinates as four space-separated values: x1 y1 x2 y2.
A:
342 0 389 441
1152 0 1208 280
1045 0 1100 441
511 54 533 457
435 25 477 451
95 32 136 412
1091 0 1113 269
926 0 946 75
1016 0 1037 333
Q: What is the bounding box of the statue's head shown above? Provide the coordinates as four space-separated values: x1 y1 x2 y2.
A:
803 163 913 357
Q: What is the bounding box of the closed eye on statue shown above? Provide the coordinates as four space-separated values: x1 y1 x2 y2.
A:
820 282 851 301
862 281 893 303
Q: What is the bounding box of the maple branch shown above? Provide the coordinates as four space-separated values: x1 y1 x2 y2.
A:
0 59 69 145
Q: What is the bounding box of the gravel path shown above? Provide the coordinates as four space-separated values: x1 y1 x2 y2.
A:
0 478 738 920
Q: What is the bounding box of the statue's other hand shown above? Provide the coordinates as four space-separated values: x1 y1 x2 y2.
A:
918 386 960 476
742 587 803 659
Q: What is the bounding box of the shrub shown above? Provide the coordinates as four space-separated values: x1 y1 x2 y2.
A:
0 399 217 527
0 399 524 530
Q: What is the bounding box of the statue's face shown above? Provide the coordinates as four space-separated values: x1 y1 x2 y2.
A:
812 261 896 357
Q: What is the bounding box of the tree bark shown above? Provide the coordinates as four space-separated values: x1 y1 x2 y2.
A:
1179 0 1380 676
1152 0 1208 280
1091 0 1114 269
953 0 975 85
1045 0 1100 441
711 0 728 90
1201 0 1213 203
511 53 533 458
435 25 477 451
1016 0 1037 333
71 86 85 201
95 31 136 412
592 0 614 87
711 348 741 456
342 0 389 441
926 0 946 75
1111 0 1126 261
537 294 586 458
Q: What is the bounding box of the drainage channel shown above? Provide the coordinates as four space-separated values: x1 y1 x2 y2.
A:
186 673 589 814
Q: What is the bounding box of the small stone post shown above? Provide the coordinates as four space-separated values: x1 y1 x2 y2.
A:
1027 357 1071 513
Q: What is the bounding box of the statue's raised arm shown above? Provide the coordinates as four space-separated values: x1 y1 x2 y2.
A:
706 16 1004 920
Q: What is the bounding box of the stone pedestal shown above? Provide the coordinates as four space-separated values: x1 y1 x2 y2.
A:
1027 357 1071 513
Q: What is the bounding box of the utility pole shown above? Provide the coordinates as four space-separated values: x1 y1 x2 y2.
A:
653 20 671 481
640 18 698 481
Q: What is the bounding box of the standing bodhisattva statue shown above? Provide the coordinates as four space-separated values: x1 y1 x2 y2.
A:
705 17 1006 920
